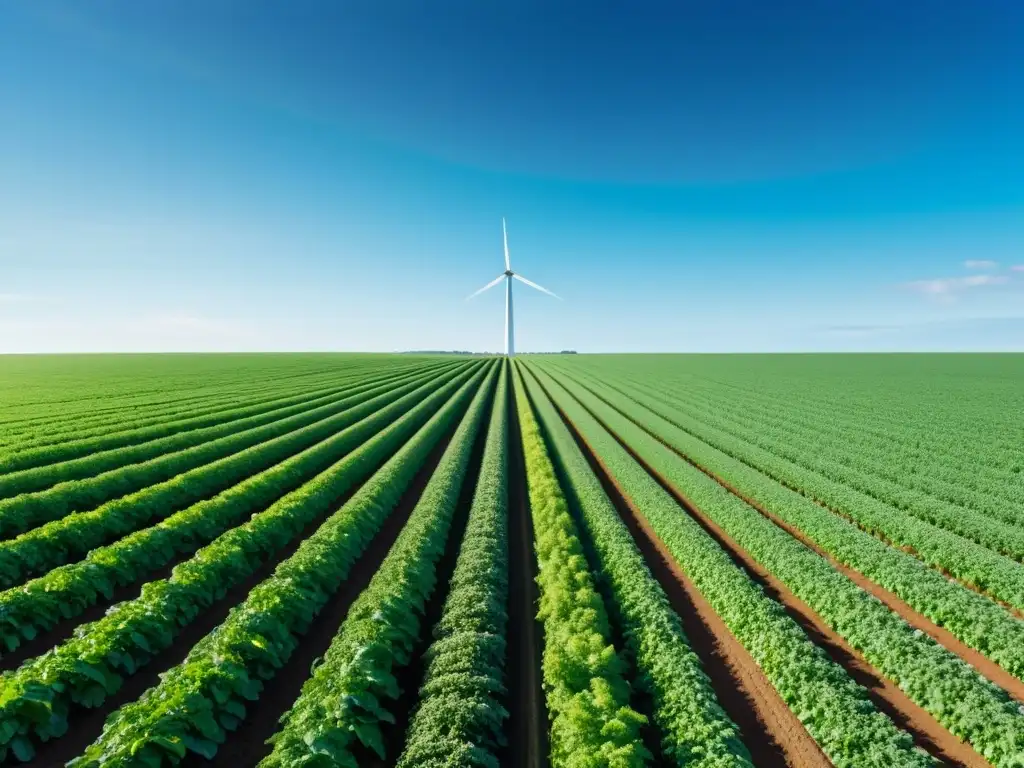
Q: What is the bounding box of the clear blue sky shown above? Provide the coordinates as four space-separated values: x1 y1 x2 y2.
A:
2 1 1022 353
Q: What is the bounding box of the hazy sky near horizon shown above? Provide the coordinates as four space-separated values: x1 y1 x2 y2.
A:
2 1 1023 353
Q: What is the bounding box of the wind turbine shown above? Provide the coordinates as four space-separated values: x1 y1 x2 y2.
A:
466 219 560 358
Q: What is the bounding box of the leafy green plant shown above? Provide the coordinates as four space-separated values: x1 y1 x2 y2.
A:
0 363 487 764
519 364 752 767
0 364 474 655
0 364 469 591
260 363 498 767
67 361 493 768
512 366 649 768
526 363 933 768
396 365 511 768
0 361 450 497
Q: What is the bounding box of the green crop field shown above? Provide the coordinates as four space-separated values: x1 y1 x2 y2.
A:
0 353 1022 767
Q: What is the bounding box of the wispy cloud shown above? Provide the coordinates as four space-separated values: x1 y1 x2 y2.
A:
964 259 999 270
906 273 1008 298
1012 265 1024 273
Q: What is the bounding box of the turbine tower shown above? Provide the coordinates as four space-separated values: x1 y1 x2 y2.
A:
467 219 560 357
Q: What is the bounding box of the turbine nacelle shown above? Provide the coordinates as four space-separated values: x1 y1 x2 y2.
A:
465 219 561 357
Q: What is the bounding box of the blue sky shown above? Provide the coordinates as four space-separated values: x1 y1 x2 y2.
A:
2 0 1022 353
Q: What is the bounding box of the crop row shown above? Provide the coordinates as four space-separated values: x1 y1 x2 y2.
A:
524 363 934 768
397 366 511 767
517 364 753 767
0 360 417 454
561 366 1024 612
261 363 498 766
512 366 649 767
560 358 1023 489
0 360 449 482
0 363 479 655
69 360 493 766
0 363 472 591
0 363 446 500
535 366 1024 767
640 373 1024 515
0 362 487 763
615 373 1024 542
605 361 1024 478
0 365 456 540
542 367 1024 683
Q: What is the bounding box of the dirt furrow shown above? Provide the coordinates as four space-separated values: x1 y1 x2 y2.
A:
504 371 550 768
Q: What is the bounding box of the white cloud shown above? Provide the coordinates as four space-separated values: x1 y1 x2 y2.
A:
1012 265 1024 272
964 259 999 270
906 273 1008 300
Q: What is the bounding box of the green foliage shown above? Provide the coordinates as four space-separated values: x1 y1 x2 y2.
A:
66 362 491 767
525 363 934 768
0 365 470 656
518 364 752 767
0 363 485 764
397 365 511 767
260 363 498 767
512 367 650 768
0 365 453 541
0 361 450 495
0 365 467 592
534 363 1024 768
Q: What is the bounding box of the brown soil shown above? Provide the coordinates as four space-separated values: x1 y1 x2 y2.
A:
503 366 550 768
535 383 829 768
588 409 990 768
32 422 459 768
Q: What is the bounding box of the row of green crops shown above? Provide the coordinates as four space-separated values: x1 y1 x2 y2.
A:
261 364 498 766
607 371 1024 555
523 363 934 768
539 365 1024 685
512 366 650 767
533 366 1024 767
630 372 1024 522
0 364 487 763
0 365 454 538
517 364 753 768
0 364 472 589
0 361 452 493
0 363 477 655
0 357 424 454
575 367 1024 611
396 365 511 768
541 356 1024 493
69 362 493 766
0 354 389 419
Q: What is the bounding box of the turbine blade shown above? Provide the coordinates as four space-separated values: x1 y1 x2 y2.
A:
465 274 506 300
503 218 511 271
513 273 561 299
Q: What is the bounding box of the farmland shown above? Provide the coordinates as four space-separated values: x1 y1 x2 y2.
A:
0 353 1022 767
